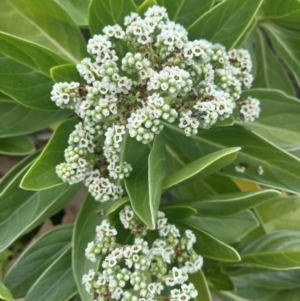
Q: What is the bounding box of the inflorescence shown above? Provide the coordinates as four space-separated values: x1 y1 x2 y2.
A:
83 205 203 301
51 5 260 203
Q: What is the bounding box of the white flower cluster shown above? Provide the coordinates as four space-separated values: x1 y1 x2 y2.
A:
83 205 202 301
51 5 260 202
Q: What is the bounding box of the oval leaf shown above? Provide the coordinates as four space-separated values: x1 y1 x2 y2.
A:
21 118 78 191
160 205 197 220
0 136 35 156
0 32 68 110
51 64 83 83
163 147 240 191
0 282 13 301
4 226 73 298
188 0 263 49
240 231 300 269
189 270 212 301
0 0 86 63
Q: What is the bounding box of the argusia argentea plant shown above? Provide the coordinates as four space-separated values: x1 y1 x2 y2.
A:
50 6 259 301
1 0 300 301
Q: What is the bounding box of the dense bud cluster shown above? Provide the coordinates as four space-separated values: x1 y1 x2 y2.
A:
83 205 202 301
51 5 260 202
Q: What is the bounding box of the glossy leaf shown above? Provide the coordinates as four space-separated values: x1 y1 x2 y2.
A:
160 204 197 220
263 23 300 86
21 118 77 190
228 267 300 290
156 0 214 28
25 248 77 301
189 270 212 301
51 64 83 83
163 147 240 191
0 162 80 251
256 195 300 232
242 89 300 150
4 226 73 298
183 211 259 244
0 32 67 110
262 0 300 30
89 0 136 35
73 194 111 301
178 222 241 262
183 189 280 217
125 133 166 229
0 0 86 63
252 30 295 96
0 282 13 301
240 231 300 270
0 136 35 156
188 0 263 49
54 0 91 26
164 124 300 194
0 101 70 138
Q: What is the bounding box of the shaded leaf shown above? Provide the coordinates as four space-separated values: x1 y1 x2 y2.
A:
51 64 83 83
263 23 300 86
0 101 70 138
160 204 197 220
0 0 86 63
21 118 77 190
137 0 157 15
125 133 166 229
0 32 68 110
207 270 234 292
163 147 240 191
252 30 295 96
240 231 300 270
107 197 129 224
89 0 136 36
189 270 212 301
73 194 111 301
25 248 77 301
0 136 35 156
164 124 300 194
4 226 73 298
156 0 214 28
188 0 263 49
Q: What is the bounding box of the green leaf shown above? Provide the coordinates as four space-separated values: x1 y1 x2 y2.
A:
0 282 13 301
183 190 280 217
242 89 300 151
0 32 68 111
0 151 41 195
228 267 300 290
188 0 263 49
21 118 78 190
0 163 80 251
156 0 214 28
0 101 70 138
160 204 197 220
183 211 259 244
207 270 234 291
54 0 91 26
4 226 73 298
262 0 300 30
125 133 166 229
163 147 240 191
0 0 86 63
25 248 77 301
51 64 83 83
89 0 136 36
73 194 111 301
0 136 35 156
164 124 300 194
263 23 300 86
240 231 300 270
256 195 300 232
189 270 212 301
178 222 241 262
137 0 157 15
252 30 295 96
